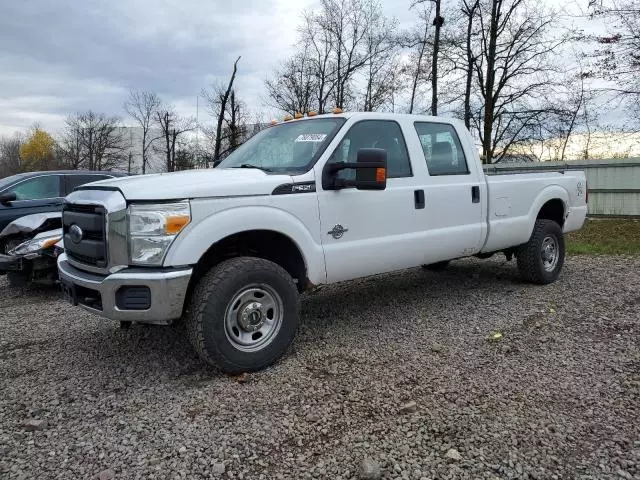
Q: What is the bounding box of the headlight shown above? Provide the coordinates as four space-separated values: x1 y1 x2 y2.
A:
128 201 190 266
8 234 63 256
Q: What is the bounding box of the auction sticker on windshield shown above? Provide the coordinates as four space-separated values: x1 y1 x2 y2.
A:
295 134 327 142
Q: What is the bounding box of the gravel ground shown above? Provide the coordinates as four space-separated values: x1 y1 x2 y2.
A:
0 255 639 480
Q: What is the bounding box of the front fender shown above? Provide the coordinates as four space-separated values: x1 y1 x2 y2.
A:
163 205 326 284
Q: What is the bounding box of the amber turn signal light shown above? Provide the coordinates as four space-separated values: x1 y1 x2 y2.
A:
166 215 191 235
376 168 386 183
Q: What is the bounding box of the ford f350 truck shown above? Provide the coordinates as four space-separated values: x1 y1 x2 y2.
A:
58 112 587 373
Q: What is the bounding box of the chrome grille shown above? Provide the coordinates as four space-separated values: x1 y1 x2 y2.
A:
63 203 107 268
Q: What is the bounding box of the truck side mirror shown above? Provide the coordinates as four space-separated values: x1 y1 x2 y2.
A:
0 192 17 205
322 148 387 191
354 148 387 190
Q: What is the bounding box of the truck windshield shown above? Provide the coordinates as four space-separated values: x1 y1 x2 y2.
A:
218 118 346 173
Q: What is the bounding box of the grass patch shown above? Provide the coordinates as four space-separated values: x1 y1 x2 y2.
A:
566 218 640 255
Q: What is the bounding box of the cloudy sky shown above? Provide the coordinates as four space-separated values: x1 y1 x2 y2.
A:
0 0 421 137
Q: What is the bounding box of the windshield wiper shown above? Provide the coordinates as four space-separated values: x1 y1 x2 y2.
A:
233 164 272 172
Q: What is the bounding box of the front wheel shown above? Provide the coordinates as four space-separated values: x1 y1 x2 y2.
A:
185 257 299 374
516 219 565 285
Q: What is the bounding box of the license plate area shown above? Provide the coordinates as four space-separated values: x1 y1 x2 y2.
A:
60 280 103 310
61 280 78 306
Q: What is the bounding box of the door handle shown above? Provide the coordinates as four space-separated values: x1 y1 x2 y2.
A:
414 189 425 209
471 186 480 203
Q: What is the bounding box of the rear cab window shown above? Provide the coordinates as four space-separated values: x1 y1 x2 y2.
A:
414 122 469 176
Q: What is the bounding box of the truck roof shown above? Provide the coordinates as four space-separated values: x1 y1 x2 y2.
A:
277 111 463 125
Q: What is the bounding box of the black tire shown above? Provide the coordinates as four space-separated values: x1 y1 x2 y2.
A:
422 260 450 271
516 219 565 285
185 256 299 374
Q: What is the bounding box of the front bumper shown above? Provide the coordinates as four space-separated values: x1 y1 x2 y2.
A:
0 253 23 272
57 253 192 324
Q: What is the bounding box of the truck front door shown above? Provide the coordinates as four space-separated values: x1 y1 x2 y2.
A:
315 119 427 283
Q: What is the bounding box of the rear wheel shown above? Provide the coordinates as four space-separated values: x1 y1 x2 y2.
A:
516 219 565 285
185 257 299 374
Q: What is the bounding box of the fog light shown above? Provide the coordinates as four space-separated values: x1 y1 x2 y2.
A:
115 286 151 310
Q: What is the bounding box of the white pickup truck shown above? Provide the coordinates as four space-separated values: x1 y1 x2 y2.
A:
58 112 587 372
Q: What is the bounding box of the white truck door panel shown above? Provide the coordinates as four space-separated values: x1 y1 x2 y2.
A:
315 119 429 283
318 181 427 282
411 121 485 262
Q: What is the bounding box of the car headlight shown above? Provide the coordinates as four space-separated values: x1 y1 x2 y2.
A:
128 201 191 266
8 234 63 257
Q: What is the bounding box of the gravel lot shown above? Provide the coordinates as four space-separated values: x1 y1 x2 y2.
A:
1 255 639 480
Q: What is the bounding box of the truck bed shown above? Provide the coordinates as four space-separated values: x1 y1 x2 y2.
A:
482 170 588 253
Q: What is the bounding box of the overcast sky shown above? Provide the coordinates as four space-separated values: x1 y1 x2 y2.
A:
1 0 604 138
0 0 422 137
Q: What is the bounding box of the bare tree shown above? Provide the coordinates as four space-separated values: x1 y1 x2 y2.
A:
155 106 195 173
301 10 335 113
412 0 445 115
61 111 126 170
360 4 401 111
472 0 568 163
204 56 241 163
265 50 316 115
0 135 22 178
431 0 444 115
225 90 249 155
402 5 433 114
461 0 480 128
588 0 640 126
324 0 373 109
124 89 161 174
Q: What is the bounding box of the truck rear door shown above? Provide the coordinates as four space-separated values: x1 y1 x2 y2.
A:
411 121 486 262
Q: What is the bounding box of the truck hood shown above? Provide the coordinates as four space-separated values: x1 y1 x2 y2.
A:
82 168 294 201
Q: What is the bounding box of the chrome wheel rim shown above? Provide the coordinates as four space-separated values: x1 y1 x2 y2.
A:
541 235 559 272
224 284 283 352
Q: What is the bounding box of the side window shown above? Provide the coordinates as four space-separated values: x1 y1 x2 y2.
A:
8 175 62 200
328 120 412 179
414 122 469 176
65 174 110 193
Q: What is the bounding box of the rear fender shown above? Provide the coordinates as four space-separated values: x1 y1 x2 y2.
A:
524 186 569 239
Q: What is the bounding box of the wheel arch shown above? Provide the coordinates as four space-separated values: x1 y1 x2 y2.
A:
525 186 569 240
190 229 310 292
165 206 325 313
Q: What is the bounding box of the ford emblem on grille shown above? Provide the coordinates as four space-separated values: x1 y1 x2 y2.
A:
69 224 84 244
